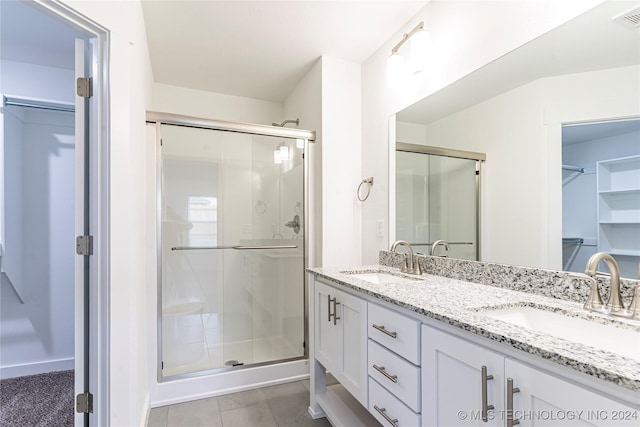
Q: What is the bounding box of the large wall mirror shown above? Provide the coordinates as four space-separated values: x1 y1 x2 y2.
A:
391 1 640 278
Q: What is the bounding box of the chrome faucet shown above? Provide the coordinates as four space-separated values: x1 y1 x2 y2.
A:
430 240 449 257
390 240 420 275
584 252 639 319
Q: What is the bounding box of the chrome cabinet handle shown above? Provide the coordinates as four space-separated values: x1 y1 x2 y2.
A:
327 295 331 322
481 366 494 422
372 324 397 338
373 364 398 383
328 296 340 325
374 405 399 427
506 378 520 427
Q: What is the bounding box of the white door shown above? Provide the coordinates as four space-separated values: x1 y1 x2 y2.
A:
314 281 341 372
337 289 368 406
422 326 505 427
74 37 91 427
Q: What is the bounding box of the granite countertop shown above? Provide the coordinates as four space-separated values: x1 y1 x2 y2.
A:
308 265 640 393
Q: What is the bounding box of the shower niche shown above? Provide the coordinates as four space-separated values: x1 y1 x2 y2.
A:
155 122 308 379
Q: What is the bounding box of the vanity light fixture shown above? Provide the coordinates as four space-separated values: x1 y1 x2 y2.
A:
274 147 282 164
386 21 431 88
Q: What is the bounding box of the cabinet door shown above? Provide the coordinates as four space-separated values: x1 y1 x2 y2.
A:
422 325 504 427
337 287 369 406
505 359 639 427
314 281 340 373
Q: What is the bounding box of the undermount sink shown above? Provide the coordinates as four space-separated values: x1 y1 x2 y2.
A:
482 305 640 361
341 270 421 284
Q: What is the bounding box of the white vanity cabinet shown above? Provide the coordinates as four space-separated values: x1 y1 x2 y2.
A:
422 325 505 426
314 280 368 406
423 325 639 427
368 302 422 426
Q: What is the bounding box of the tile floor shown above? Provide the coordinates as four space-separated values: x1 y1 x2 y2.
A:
147 379 332 427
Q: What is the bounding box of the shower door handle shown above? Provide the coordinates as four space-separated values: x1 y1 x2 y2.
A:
172 244 298 251
232 245 297 250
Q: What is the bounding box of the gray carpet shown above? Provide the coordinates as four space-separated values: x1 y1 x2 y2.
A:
0 370 74 427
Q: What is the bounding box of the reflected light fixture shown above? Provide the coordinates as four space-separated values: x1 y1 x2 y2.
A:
386 21 430 88
296 138 305 148
274 142 290 164
279 144 290 161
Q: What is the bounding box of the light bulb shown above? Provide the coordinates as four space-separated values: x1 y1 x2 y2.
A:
386 52 404 89
279 145 290 161
409 29 431 74
274 149 282 164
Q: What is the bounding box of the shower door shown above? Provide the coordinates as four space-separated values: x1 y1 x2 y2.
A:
159 124 305 378
396 150 480 260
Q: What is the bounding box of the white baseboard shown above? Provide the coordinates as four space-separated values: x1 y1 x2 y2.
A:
0 358 74 379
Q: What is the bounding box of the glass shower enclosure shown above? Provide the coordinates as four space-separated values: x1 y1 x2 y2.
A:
395 143 485 260
154 118 310 379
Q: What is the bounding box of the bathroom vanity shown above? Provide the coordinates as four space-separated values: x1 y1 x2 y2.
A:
307 255 640 427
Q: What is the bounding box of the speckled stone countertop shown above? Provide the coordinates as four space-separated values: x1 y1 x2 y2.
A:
308 264 640 394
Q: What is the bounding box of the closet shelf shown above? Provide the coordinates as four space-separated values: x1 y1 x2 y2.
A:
598 221 640 225
607 249 640 257
598 188 640 196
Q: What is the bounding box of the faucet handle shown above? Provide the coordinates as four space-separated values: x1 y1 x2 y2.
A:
569 273 605 312
583 276 606 312
400 254 409 273
628 286 640 320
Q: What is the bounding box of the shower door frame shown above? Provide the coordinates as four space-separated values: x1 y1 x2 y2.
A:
148 112 315 382
394 142 486 261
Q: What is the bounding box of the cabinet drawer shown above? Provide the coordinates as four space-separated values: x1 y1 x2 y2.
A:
368 302 420 364
368 340 420 412
369 378 421 427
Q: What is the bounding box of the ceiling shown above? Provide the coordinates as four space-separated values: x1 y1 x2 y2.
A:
141 1 428 103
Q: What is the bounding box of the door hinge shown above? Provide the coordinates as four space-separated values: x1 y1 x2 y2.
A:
77 77 93 98
76 392 94 414
76 235 94 256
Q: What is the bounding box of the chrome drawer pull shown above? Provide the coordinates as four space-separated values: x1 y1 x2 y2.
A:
481 365 494 422
506 378 520 427
372 324 397 338
374 405 399 427
373 364 398 383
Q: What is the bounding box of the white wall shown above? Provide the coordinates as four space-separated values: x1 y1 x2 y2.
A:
0 54 77 378
320 56 362 267
1 60 75 103
284 58 322 267
361 0 604 264
0 108 76 378
152 82 283 125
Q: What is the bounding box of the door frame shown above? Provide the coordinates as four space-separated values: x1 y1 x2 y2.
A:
31 1 110 425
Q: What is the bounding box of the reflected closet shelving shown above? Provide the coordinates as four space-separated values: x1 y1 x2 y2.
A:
596 155 640 260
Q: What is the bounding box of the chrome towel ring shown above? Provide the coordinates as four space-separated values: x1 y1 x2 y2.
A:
357 177 374 201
